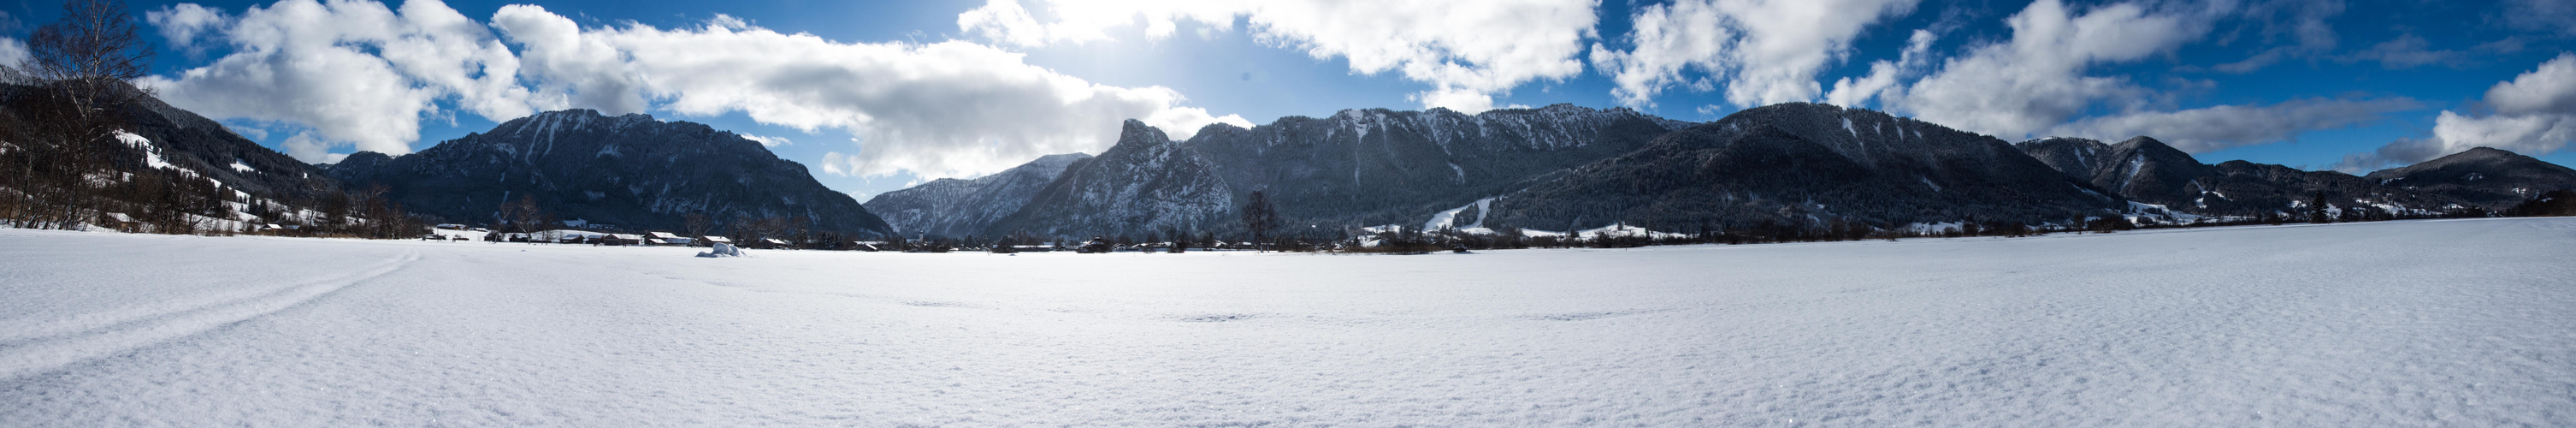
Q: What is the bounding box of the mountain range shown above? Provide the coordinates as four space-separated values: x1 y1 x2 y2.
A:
960 104 1691 238
863 152 1090 239
323 110 893 237
1480 103 2118 232
73 85 2576 241
109 90 352 205
871 103 2576 239
2364 147 2576 209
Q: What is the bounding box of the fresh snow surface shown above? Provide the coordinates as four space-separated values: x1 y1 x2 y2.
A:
4 219 2575 425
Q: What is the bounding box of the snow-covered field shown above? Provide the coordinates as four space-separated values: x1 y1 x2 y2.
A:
4 218 2573 425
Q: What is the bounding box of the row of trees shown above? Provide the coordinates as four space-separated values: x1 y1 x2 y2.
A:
1316 194 2516 253
2505 190 2576 217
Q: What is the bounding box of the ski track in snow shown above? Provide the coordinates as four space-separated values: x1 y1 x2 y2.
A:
2 219 2574 425
0 246 418 379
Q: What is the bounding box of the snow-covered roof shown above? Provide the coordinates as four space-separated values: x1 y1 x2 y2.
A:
647 232 681 238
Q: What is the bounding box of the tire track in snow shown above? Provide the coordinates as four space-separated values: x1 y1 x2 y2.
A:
0 251 421 379
0 253 407 343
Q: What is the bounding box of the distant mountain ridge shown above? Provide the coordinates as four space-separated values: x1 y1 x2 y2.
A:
855 104 2576 241
2364 147 2576 209
1484 103 2123 230
864 152 1090 238
2011 136 2516 217
326 110 893 237
977 104 1693 238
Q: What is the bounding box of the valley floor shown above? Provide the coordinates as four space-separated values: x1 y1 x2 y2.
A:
3 218 2573 425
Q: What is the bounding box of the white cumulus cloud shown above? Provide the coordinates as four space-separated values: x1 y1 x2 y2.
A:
739 134 791 148
490 5 1250 179
138 0 533 162
1823 29 1936 108
1592 0 1921 110
957 0 1597 114
135 0 1245 180
1842 0 2420 158
2484 52 2576 116
145 3 229 52
0 38 27 67
281 131 349 164
1881 0 2206 140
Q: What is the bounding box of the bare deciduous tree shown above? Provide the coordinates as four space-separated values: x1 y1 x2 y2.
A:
0 0 154 230
24 0 153 142
1239 190 1280 252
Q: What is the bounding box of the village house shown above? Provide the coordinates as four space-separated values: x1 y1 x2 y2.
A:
645 232 691 246
598 234 646 246
98 212 139 232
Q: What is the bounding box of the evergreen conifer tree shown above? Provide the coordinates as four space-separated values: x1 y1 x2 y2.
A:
2308 191 2332 223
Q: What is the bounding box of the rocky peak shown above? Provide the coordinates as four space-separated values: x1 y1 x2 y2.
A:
1115 119 1172 150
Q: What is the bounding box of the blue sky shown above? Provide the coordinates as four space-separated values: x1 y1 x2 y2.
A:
5 0 2573 199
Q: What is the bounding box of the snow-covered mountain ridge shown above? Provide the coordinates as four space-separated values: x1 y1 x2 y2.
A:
326 109 894 236
864 152 1090 237
889 102 2575 240
2011 136 2563 218
975 104 1692 238
2363 147 2576 209
1484 103 2124 231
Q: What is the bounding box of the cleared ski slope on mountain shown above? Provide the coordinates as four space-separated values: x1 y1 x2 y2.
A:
3 218 2572 425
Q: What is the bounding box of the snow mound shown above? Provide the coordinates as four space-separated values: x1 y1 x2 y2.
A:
695 242 746 258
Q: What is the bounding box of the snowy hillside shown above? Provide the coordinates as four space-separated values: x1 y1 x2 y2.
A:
325 109 894 237
984 104 1690 238
1486 102 2124 230
2365 146 2576 209
2016 135 2477 217
4 219 2573 425
866 152 1091 238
